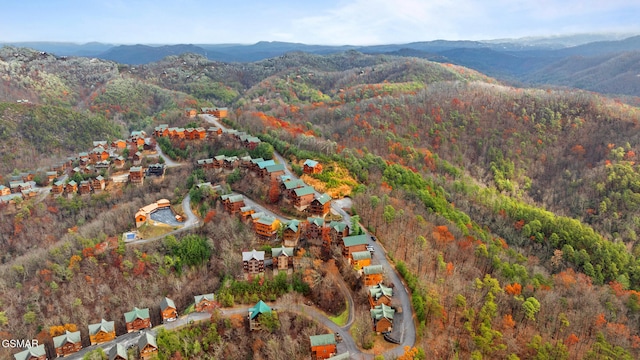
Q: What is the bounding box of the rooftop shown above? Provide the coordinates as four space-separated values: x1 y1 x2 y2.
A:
310 333 336 347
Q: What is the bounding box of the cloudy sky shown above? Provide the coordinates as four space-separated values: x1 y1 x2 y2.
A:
2 0 639 45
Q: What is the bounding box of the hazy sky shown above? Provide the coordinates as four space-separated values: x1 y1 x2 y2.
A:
2 0 639 45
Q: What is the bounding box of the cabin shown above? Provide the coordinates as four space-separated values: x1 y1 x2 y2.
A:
309 334 337 360
184 128 196 140
303 159 323 174
223 156 239 170
92 175 106 192
65 180 78 194
212 107 228 118
248 300 272 331
114 156 125 168
363 265 384 286
249 158 265 172
185 108 198 117
370 303 395 333
138 332 158 360
143 138 156 151
292 186 315 210
341 234 369 257
305 217 325 244
223 194 245 214
352 250 372 269
51 181 64 196
283 219 301 247
45 171 58 184
160 297 178 322
10 181 31 194
132 151 143 165
213 155 226 168
94 160 110 171
240 205 256 220
13 344 47 360
194 293 217 312
79 180 92 195
265 163 286 180
240 155 253 169
368 283 393 308
256 160 276 177
135 210 148 228
194 127 207 140
53 330 82 357
271 245 294 272
109 343 128 360
328 221 349 245
88 318 116 345
197 158 215 169
207 126 222 138
153 124 169 137
129 166 144 184
112 139 127 149
244 136 261 150
168 127 186 139
147 163 165 177
0 185 9 196
243 249 265 277
254 214 280 241
124 307 151 332
309 193 332 216
341 234 368 258
281 178 306 198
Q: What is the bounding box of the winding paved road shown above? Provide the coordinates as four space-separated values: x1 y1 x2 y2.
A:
67 116 415 359
201 113 416 357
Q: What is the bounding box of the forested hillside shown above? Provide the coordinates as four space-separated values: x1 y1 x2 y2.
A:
2 48 640 358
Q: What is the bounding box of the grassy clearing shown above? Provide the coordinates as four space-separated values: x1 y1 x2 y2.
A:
329 301 349 326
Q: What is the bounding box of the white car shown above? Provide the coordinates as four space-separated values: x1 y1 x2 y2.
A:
366 245 375 252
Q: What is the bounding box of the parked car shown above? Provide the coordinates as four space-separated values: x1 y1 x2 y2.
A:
366 245 375 252
371 235 377 241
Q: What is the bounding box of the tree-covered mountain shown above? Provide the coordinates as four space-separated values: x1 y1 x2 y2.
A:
3 47 640 359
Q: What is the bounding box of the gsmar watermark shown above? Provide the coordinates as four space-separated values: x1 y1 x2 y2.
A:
2 339 39 348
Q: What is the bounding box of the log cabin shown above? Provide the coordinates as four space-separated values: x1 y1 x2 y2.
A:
51 181 64 196
248 300 272 331
341 234 368 258
88 319 116 345
309 193 332 216
283 219 301 247
292 186 315 210
160 297 178 322
138 332 158 360
303 159 323 174
370 303 395 333
92 175 106 192
328 221 349 245
243 249 265 276
194 293 216 312
363 265 384 286
185 108 198 117
12 344 47 360
109 343 128 360
124 307 151 332
351 250 372 269
271 245 294 272
129 166 144 184
305 217 325 245
309 334 337 360
53 330 82 357
368 283 393 308
65 180 78 194
253 214 280 241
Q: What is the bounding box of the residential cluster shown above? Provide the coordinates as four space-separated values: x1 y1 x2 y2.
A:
0 130 166 207
13 293 222 360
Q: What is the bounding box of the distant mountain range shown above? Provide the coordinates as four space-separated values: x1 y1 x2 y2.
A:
2 33 640 97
